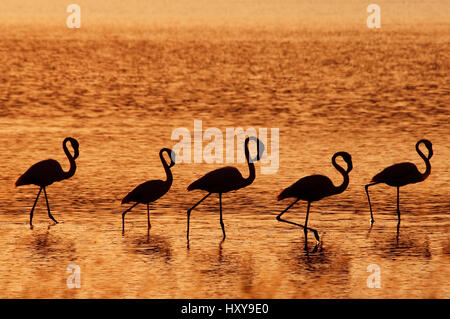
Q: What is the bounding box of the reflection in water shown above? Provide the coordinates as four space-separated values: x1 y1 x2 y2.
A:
125 232 172 263
194 240 256 295
184 239 258 295
443 239 450 257
189 240 237 275
283 240 351 297
292 242 347 273
27 228 78 267
369 224 432 260
33 231 57 256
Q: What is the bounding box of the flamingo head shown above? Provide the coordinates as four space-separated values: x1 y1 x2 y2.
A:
418 139 433 159
334 151 352 173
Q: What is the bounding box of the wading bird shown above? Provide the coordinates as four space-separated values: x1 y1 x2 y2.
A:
186 136 264 240
16 137 80 227
277 152 353 242
121 148 175 233
365 139 433 225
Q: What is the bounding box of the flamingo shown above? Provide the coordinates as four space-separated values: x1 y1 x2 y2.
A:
121 148 175 233
186 136 264 240
15 137 80 227
365 139 433 225
277 151 353 242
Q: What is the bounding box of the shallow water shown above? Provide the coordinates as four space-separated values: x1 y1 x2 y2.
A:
0 23 449 298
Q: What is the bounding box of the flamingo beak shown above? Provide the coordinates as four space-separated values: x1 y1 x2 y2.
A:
248 137 265 162
425 141 433 159
70 139 80 159
169 150 176 167
344 154 353 172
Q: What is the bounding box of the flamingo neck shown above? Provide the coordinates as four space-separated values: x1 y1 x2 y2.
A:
243 140 256 188
416 142 431 181
332 155 349 195
62 140 76 181
160 150 173 185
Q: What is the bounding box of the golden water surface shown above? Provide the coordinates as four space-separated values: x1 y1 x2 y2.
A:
0 1 449 298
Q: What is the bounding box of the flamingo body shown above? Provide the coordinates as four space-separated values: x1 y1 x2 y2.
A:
16 159 66 187
371 162 424 187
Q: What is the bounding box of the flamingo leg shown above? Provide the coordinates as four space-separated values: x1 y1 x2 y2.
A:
122 202 139 233
276 199 320 241
365 182 378 224
43 187 58 224
304 201 311 236
396 186 401 224
29 187 42 227
147 203 151 229
187 193 211 240
219 193 226 240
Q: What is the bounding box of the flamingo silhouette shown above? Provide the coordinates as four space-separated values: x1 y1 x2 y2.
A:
121 148 175 233
277 151 353 242
365 139 433 225
15 137 80 227
186 136 264 240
